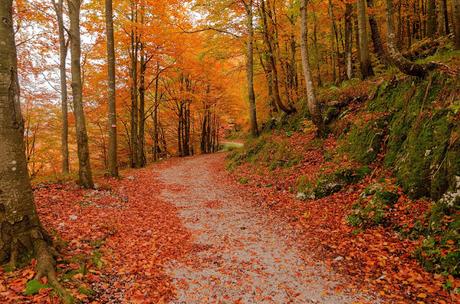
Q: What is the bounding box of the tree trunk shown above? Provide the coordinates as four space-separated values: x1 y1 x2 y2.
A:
153 62 160 161
426 0 437 38
259 0 296 114
357 0 374 79
454 0 460 50
244 0 258 137
367 0 389 65
386 0 437 76
440 0 449 35
52 0 70 174
67 0 94 188
0 1 70 300
138 45 146 167
344 3 353 79
105 0 118 177
300 0 325 137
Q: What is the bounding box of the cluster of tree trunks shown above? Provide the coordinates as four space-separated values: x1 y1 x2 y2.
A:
200 104 220 154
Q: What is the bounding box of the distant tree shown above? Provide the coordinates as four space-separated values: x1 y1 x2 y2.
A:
454 0 460 50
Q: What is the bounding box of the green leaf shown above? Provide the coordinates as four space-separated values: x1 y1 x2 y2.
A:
24 279 49 295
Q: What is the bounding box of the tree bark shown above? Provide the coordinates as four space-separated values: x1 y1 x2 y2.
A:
344 3 353 79
52 0 70 174
367 0 389 66
300 0 325 137
0 1 70 300
244 0 258 137
67 0 94 188
385 0 437 76
454 0 460 50
105 0 118 177
357 0 374 79
138 44 146 167
129 4 139 168
426 0 437 38
259 0 296 114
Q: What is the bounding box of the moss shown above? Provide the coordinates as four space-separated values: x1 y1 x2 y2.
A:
346 183 400 228
342 116 387 164
395 110 452 199
226 133 303 172
340 72 459 201
297 166 370 200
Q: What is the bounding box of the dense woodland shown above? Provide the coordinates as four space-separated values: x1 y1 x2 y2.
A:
0 0 459 303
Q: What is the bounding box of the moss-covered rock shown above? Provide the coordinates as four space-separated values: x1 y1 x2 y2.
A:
342 72 459 200
415 177 460 277
297 166 371 200
346 182 400 228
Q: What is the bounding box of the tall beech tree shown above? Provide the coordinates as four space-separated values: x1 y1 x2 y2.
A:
51 0 70 174
67 0 94 188
105 0 118 177
243 0 259 137
300 0 324 136
0 1 69 300
357 0 374 79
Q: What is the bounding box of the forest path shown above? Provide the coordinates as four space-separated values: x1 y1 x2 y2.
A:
159 153 368 304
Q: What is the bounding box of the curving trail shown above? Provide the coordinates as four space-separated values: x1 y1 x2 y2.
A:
159 153 372 304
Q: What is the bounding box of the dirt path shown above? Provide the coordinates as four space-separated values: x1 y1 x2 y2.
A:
159 153 372 304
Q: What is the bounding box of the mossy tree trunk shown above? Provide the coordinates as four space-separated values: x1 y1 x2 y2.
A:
385 0 438 77
0 1 69 300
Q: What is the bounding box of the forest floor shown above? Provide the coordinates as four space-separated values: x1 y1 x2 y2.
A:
0 153 382 304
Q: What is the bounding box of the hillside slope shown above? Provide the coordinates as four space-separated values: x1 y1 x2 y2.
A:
227 65 460 303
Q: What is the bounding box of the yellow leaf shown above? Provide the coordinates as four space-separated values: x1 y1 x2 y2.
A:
417 293 427 299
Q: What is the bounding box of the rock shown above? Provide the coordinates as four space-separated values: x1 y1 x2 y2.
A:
333 256 344 262
296 192 307 200
127 176 135 181
69 215 78 221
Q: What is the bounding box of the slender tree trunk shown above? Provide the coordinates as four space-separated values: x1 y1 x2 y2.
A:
260 0 296 114
138 45 146 167
67 0 94 188
105 0 118 177
52 0 70 174
367 0 389 65
300 0 325 137
345 3 353 79
441 0 449 35
0 1 70 299
312 10 322 86
129 9 139 168
386 0 437 76
426 0 437 38
153 62 160 161
357 0 374 79
244 0 258 137
454 0 460 49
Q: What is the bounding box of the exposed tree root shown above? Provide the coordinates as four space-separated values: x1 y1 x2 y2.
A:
31 229 72 303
